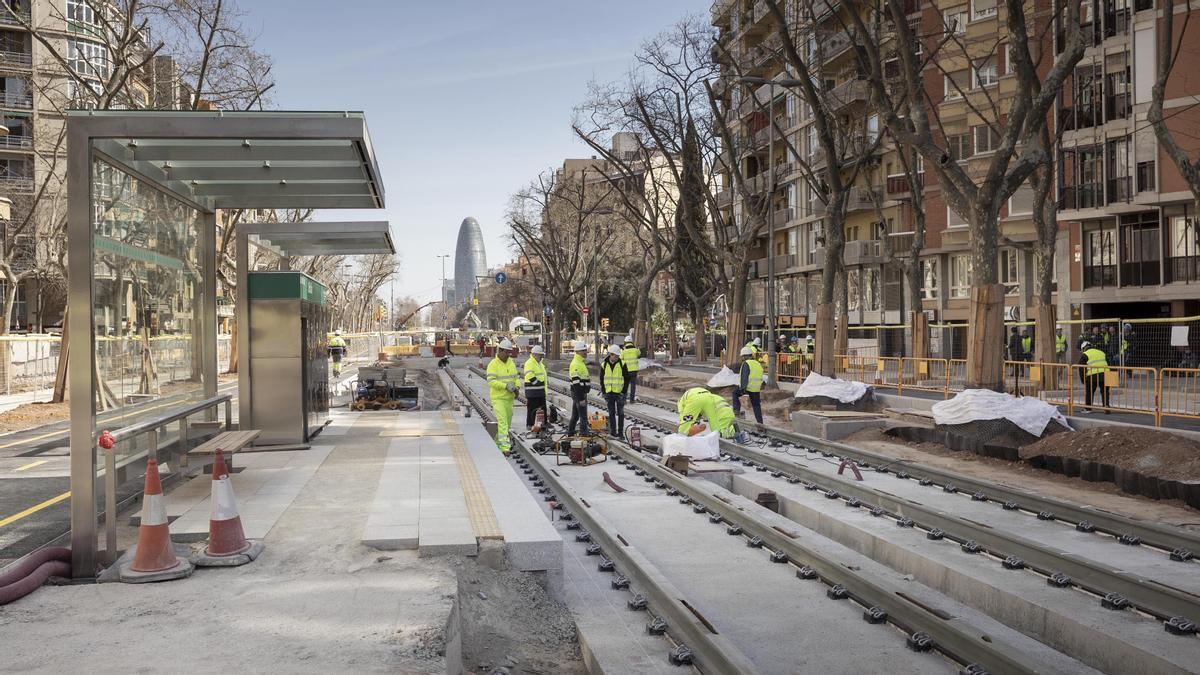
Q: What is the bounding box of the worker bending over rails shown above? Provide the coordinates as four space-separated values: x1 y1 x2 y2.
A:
732 346 764 424
621 335 640 403
677 386 747 442
567 340 592 436
486 339 520 453
1078 340 1111 414
523 344 549 429
600 345 628 436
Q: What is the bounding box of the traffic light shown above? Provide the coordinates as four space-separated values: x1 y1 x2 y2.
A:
600 317 609 331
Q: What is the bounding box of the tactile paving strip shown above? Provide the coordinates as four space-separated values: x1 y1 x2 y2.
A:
444 411 503 539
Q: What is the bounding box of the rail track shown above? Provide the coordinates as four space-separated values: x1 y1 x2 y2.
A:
447 366 1184 673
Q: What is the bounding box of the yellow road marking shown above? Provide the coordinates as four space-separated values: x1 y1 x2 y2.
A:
14 460 47 472
0 491 70 529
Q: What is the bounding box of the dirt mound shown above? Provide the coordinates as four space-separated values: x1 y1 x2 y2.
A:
1020 427 1200 481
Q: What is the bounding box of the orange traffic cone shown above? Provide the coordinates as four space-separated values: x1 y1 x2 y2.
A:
130 458 182 573
205 449 251 557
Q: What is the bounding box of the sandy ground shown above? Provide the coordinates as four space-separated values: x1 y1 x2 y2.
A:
0 412 460 674
1020 426 1200 481
844 428 1200 528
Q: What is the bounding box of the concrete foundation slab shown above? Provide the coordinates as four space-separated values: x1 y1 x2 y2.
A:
791 410 887 440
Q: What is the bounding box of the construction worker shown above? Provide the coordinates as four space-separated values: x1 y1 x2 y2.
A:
732 346 764 424
601 345 627 436
677 386 744 441
744 336 761 356
486 339 520 453
621 335 640 403
1055 327 1067 363
1078 340 1110 414
1120 323 1134 366
328 330 348 377
523 344 548 430
804 335 815 365
1020 328 1033 361
567 340 591 436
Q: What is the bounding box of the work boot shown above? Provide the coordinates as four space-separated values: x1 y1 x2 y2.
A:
734 431 750 444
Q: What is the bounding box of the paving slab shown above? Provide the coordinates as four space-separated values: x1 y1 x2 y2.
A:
168 446 332 542
317 410 361 437
417 434 476 557
361 438 421 550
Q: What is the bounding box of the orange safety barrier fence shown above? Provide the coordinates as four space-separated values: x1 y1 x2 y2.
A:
1159 368 1200 425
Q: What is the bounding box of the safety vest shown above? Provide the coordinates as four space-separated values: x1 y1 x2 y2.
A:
787 343 798 353
1084 348 1109 376
621 345 640 372
523 357 547 397
601 359 626 394
329 336 347 349
1055 334 1066 354
1020 337 1032 354
569 353 590 386
744 341 759 356
486 356 519 401
678 390 736 437
743 358 764 393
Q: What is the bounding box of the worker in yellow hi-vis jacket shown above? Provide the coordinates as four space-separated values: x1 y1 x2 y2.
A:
486 339 520 453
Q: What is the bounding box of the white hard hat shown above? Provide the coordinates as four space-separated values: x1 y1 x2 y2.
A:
608 344 622 356
752 337 761 346
334 329 342 336
530 345 545 355
807 335 814 341
623 335 633 344
574 340 588 351
1080 341 1091 349
740 346 753 356
498 339 514 350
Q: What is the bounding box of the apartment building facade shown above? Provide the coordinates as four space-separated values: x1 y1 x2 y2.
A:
710 0 1200 362
0 0 179 330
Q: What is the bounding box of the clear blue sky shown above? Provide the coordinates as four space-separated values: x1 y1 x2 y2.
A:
252 0 702 304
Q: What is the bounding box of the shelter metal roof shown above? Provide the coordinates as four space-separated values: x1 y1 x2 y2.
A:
67 110 385 211
244 220 395 257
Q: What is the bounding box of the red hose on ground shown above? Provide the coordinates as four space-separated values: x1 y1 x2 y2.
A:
0 547 71 605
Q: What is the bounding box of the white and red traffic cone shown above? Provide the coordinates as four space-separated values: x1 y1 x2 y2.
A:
205 449 250 557
118 457 192 582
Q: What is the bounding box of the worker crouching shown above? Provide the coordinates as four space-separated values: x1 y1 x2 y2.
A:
567 340 591 436
486 339 520 454
732 346 764 424
601 345 628 436
677 386 748 443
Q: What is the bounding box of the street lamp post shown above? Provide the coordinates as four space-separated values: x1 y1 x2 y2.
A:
437 254 450 329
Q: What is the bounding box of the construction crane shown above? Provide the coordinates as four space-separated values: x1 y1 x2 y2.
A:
394 301 437 330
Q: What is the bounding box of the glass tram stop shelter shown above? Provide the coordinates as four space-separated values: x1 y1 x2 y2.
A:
65 111 394 579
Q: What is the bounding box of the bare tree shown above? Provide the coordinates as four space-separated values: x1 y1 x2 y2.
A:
870 145 929 357
1149 0 1200 217
849 0 1086 390
507 168 615 357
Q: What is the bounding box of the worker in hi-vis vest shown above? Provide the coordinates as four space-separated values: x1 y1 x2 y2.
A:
567 340 592 436
620 335 640 403
677 386 746 442
732 346 764 424
600 345 628 436
523 344 548 430
486 339 520 453
1055 327 1067 363
1077 340 1110 413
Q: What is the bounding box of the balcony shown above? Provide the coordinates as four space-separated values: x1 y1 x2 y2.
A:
813 31 853 65
1120 260 1160 287
1166 256 1200 283
1136 161 1156 193
711 0 734 26
750 33 783 69
843 239 882 265
716 188 732 208
1059 104 1098 132
0 50 32 69
1106 176 1131 204
0 176 33 192
0 90 32 109
827 78 869 110
0 6 30 27
1083 264 1116 288
753 254 796 278
1057 184 1101 211
771 207 793 228
885 172 924 195
844 185 882 213
0 134 32 150
1105 94 1130 122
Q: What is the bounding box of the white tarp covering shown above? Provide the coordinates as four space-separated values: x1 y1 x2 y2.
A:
639 358 663 371
661 430 721 461
706 366 741 388
794 371 870 403
931 388 1072 437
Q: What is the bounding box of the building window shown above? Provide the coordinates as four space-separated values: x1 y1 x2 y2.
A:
1083 223 1116 287
973 57 998 87
950 254 972 298
67 0 99 25
944 70 968 100
865 268 880 311
67 38 109 79
973 125 1000 154
847 268 861 312
971 0 997 19
1000 249 1020 295
947 205 967 228
944 10 967 36
1008 184 1034 216
1167 215 1200 283
920 259 939 299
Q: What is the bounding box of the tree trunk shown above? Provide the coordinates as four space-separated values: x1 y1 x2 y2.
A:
550 311 562 359
633 318 648 351
725 311 745 368
1035 303 1056 389
814 303 835 376
667 313 679 360
910 310 929 360
694 313 707 362
966 284 1005 391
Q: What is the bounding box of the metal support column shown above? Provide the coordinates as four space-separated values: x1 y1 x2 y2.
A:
67 131 96 579
236 226 251 432
201 210 218 408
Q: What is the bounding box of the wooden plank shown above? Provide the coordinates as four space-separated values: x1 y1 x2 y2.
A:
189 429 261 455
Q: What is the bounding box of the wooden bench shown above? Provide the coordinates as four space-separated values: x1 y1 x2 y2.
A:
188 429 261 473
